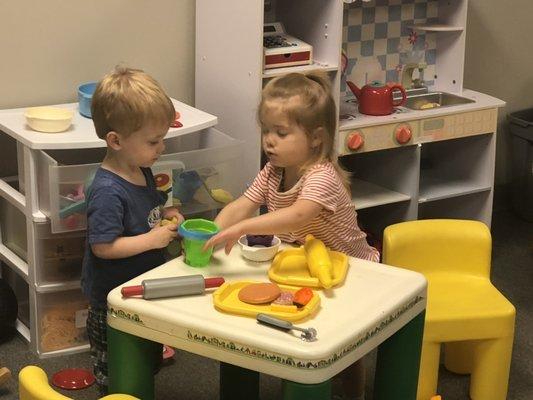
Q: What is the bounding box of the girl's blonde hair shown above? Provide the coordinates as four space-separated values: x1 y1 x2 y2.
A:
91 66 175 139
258 71 350 190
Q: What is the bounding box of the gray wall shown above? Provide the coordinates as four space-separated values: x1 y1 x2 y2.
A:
1 1 530 186
0 0 195 175
464 0 533 185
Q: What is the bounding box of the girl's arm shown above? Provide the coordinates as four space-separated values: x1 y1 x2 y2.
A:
214 195 261 229
92 224 178 259
204 199 323 254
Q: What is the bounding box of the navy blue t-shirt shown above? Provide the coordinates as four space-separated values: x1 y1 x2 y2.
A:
81 167 167 307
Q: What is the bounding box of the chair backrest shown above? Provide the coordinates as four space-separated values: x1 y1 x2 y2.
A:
383 219 492 278
19 366 71 400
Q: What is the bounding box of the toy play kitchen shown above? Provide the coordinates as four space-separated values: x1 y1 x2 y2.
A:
197 0 506 235
346 81 407 116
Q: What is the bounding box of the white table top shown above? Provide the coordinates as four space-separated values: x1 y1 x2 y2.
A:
0 99 217 150
107 247 427 383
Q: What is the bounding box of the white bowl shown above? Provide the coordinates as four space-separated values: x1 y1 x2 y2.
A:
238 235 281 262
24 107 73 133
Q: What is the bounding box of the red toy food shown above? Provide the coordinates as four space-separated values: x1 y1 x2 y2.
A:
293 287 313 307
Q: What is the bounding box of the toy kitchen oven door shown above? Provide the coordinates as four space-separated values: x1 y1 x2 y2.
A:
263 22 313 69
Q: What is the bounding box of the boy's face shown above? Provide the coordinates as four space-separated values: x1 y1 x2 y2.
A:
114 123 168 168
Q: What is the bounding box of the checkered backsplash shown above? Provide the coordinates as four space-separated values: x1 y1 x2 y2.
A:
342 0 439 95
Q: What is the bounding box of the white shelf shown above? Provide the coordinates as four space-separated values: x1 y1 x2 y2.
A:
16 319 30 342
262 62 338 78
408 24 464 32
0 98 217 150
35 280 81 293
39 344 90 359
351 178 411 210
0 243 28 280
418 174 492 203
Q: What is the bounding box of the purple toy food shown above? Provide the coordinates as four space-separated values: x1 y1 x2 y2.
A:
246 234 274 247
272 291 294 305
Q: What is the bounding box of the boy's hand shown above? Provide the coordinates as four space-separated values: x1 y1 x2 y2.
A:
163 207 185 225
203 224 243 255
148 223 178 249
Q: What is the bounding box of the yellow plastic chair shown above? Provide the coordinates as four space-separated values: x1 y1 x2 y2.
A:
18 366 139 400
383 219 515 400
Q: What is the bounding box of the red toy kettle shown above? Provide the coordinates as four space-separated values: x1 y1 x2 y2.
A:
347 80 407 116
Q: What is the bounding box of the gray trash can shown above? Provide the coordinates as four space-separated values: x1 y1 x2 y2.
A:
507 109 533 221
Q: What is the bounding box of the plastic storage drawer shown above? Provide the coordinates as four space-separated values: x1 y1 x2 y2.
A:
1 196 85 286
37 127 243 233
35 288 89 355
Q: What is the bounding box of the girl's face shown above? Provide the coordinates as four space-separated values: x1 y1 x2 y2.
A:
261 100 317 171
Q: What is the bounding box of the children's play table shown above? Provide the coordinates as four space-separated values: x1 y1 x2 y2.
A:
106 246 427 399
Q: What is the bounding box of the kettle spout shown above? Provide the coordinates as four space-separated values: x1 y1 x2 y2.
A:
346 81 361 99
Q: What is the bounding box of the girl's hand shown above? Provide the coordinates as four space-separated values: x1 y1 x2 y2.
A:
203 224 243 255
148 223 178 249
163 207 185 225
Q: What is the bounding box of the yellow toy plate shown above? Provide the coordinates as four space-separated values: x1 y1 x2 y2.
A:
268 247 349 288
213 280 320 322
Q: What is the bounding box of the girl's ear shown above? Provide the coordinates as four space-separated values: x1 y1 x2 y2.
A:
105 131 121 150
311 127 325 148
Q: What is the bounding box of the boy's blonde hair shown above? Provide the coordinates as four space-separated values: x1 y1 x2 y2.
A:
258 71 350 190
91 67 175 139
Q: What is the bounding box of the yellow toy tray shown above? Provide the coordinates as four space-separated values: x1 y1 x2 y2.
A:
213 280 320 322
268 247 349 288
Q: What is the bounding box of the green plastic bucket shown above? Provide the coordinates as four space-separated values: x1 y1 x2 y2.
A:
178 219 219 267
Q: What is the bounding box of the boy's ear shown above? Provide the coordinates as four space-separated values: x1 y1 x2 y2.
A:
311 127 325 148
105 131 121 150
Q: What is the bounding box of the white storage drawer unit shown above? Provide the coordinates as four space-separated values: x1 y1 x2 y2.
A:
36 127 243 233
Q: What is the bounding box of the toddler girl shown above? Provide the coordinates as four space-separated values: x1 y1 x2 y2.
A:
205 71 379 400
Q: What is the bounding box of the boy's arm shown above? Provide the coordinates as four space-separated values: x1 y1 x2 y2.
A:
214 195 260 229
205 199 322 254
92 224 177 259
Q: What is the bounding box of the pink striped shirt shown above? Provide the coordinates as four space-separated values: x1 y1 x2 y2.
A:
244 162 380 262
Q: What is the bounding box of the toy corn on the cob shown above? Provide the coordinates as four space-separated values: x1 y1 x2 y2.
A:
303 234 333 288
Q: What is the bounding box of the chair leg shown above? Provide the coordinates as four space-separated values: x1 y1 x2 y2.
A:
444 341 474 375
417 341 441 400
469 336 514 400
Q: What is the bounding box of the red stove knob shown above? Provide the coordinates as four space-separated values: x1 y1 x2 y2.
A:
395 125 412 144
346 131 364 151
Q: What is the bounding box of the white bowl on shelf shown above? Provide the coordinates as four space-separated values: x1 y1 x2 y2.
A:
24 107 73 133
238 235 281 262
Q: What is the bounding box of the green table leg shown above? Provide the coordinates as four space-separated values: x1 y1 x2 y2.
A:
282 379 331 400
374 310 425 400
220 362 259 400
107 325 162 400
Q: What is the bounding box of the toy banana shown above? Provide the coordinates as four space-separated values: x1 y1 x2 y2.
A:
303 234 333 288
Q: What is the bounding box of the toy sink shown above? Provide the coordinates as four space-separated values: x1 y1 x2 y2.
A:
268 247 349 288
213 280 320 322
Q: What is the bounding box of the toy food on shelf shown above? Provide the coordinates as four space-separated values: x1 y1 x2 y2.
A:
303 235 333 288
268 238 349 289
238 282 281 304
213 280 320 322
